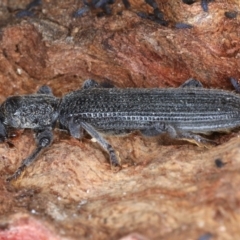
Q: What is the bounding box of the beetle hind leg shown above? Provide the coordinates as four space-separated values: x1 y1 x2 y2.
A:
140 122 216 147
176 131 217 147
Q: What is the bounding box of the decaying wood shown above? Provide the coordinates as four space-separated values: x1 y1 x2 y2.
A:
0 0 240 239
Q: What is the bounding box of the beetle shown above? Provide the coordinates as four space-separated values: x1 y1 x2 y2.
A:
4 78 240 181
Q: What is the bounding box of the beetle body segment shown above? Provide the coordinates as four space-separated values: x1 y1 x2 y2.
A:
59 87 240 135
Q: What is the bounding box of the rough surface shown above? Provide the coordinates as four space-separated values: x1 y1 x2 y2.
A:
0 0 240 239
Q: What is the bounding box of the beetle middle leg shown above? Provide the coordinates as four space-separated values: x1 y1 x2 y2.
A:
67 118 120 167
81 122 120 167
6 128 53 181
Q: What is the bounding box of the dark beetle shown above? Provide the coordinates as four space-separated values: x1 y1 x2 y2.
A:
3 78 240 181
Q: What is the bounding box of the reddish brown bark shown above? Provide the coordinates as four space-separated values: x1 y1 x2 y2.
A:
0 0 240 239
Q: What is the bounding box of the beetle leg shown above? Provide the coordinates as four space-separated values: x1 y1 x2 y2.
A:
6 128 53 181
230 77 240 93
82 79 101 89
201 0 213 12
175 131 216 146
68 118 84 139
180 78 203 88
37 85 53 95
82 79 115 89
81 122 120 167
140 122 215 146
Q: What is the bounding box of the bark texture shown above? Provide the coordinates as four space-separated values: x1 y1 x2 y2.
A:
0 0 240 239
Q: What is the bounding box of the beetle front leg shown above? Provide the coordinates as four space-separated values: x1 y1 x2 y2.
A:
6 128 53 181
